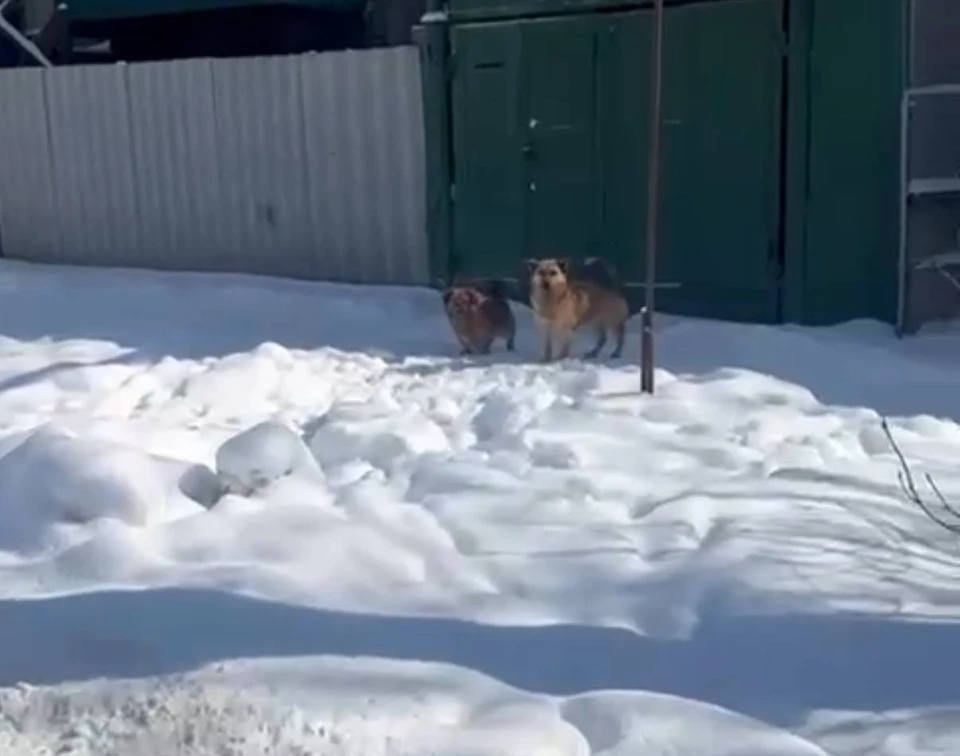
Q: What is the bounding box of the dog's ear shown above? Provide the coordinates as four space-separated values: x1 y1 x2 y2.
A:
485 278 507 300
557 258 571 274
524 258 539 274
436 277 453 305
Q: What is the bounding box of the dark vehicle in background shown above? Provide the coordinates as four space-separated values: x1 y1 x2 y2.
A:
0 0 424 65
70 0 369 60
0 1 24 66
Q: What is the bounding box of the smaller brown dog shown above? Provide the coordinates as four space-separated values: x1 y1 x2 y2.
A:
441 278 516 355
526 257 628 363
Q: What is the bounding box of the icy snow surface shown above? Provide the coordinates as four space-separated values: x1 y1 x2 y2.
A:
0 259 958 755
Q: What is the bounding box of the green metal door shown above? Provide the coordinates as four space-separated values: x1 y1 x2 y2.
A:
791 0 904 324
450 15 600 279
598 0 783 321
449 21 525 279
656 0 784 322
596 9 652 284
522 17 601 259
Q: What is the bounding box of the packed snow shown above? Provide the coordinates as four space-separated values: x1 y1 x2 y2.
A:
0 258 958 755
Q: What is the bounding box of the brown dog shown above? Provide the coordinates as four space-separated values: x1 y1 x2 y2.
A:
526 257 628 363
441 278 516 355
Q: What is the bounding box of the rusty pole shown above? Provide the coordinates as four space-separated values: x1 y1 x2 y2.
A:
641 0 665 394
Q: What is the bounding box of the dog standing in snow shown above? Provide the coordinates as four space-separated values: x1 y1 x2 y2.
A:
526 256 629 363
440 278 516 355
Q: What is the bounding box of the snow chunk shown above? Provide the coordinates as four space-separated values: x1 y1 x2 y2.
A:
309 401 450 473
470 385 558 451
176 463 223 509
215 421 325 497
0 424 167 553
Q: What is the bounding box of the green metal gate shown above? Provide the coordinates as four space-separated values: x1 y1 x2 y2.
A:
784 0 905 324
447 0 786 322
449 15 603 278
656 0 784 321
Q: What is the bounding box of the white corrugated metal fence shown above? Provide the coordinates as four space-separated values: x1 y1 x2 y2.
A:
0 47 428 284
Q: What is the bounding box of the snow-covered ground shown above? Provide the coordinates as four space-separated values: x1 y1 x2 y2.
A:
0 258 958 755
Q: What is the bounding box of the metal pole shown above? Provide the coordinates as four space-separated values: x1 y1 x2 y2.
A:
896 90 909 337
895 0 917 337
641 0 664 393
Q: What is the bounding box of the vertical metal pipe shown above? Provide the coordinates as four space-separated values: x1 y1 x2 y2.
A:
641 0 665 393
896 89 909 337
896 0 916 337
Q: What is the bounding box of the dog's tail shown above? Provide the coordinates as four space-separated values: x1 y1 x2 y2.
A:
472 277 512 301
444 275 518 302
579 257 623 292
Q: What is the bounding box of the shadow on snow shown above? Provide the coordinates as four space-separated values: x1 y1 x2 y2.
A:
1 587 958 726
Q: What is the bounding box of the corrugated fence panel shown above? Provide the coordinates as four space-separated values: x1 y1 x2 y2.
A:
0 67 59 260
301 46 428 283
44 64 142 266
126 58 226 271
210 55 315 278
390 47 429 283
0 48 428 285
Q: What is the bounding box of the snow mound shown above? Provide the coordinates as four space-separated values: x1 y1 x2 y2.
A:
562 693 829 756
46 518 163 584
0 656 832 756
309 399 450 474
0 424 167 553
215 420 325 497
1 262 960 753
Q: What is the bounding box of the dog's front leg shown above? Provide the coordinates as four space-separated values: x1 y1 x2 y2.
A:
555 329 573 361
610 321 625 359
584 325 606 359
538 320 553 363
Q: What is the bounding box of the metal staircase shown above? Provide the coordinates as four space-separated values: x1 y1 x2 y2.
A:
897 0 960 333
